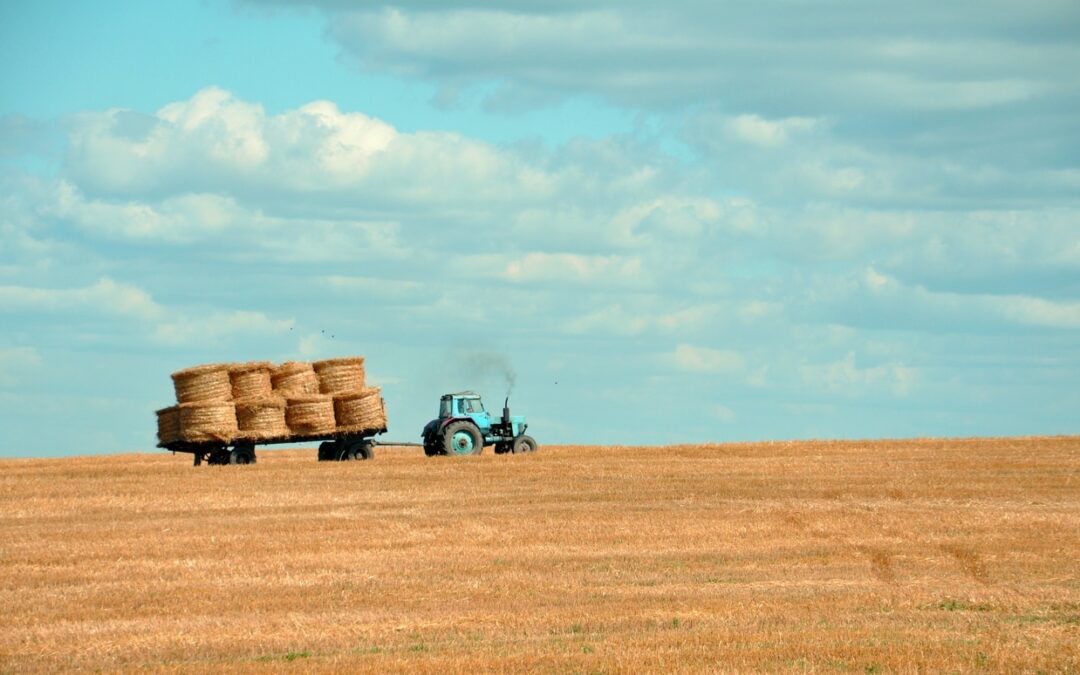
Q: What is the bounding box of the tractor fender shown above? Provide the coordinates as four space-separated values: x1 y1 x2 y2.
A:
438 416 476 432
422 419 439 438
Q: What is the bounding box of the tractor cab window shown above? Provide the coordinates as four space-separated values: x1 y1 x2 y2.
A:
439 398 451 418
463 398 484 414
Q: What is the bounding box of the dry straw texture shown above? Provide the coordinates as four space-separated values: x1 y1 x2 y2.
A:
313 356 366 394
234 397 288 441
334 387 386 432
171 363 233 403
177 401 238 442
1 436 1078 672
285 395 336 435
155 406 181 445
229 361 273 400
271 361 319 397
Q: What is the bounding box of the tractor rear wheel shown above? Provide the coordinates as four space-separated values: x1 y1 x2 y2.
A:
443 421 483 456
512 435 537 454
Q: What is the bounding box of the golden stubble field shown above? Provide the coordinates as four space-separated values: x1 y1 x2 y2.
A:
1 437 1078 673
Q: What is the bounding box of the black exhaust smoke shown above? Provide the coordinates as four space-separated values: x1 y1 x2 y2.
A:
458 351 517 398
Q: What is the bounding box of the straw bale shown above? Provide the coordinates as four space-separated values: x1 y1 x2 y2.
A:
172 363 234 403
286 395 336 435
313 356 366 394
334 387 387 432
178 401 238 443
155 406 181 445
235 396 288 441
229 361 273 400
271 361 319 396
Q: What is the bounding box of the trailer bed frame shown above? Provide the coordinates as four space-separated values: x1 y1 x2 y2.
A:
160 426 391 465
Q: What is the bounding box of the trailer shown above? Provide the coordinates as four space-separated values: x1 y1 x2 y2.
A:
160 426 395 466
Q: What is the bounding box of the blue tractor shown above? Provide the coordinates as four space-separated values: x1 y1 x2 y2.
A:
421 391 537 456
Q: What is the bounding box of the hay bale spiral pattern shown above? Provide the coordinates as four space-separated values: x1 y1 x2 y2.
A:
271 362 320 397
235 397 288 440
179 401 238 442
230 361 273 400
313 357 366 394
333 387 386 432
172 363 233 403
285 395 336 435
156 406 181 445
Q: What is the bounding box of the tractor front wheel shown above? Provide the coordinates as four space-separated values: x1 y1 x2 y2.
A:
443 421 483 456
512 435 537 454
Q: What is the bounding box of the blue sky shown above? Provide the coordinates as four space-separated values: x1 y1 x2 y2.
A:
1 0 1078 456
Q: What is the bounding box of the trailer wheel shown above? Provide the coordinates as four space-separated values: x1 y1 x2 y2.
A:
423 434 441 457
443 421 483 456
512 435 537 454
341 440 374 461
318 441 337 462
229 443 255 465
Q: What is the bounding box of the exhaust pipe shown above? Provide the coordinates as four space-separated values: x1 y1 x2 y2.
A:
503 396 511 426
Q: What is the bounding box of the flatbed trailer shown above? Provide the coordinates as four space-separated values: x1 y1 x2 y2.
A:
159 426 421 465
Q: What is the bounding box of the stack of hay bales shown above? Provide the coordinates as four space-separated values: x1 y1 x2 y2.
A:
156 355 386 446
312 357 386 434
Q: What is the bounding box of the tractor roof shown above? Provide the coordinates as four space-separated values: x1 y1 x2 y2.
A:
443 391 481 398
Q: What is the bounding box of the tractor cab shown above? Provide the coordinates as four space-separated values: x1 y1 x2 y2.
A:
422 391 535 457
439 392 486 420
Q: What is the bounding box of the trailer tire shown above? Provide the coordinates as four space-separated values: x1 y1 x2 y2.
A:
512 435 537 454
318 441 336 462
340 439 373 461
229 448 254 465
443 421 483 456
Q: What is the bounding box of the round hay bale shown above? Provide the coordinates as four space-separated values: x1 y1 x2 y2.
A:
235 396 288 441
230 361 273 400
285 395 336 435
178 401 238 443
334 387 387 432
313 356 366 394
172 363 234 403
271 361 319 397
156 406 181 445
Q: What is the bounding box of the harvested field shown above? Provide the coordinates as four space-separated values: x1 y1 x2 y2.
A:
0 437 1077 673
